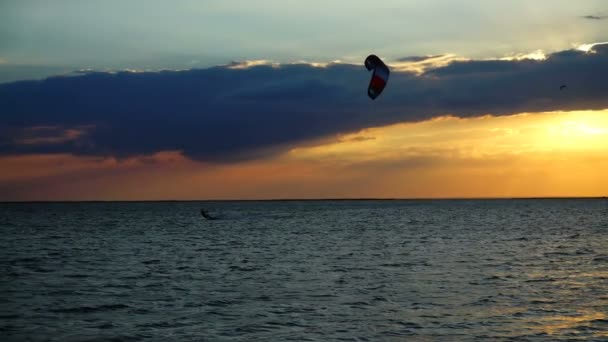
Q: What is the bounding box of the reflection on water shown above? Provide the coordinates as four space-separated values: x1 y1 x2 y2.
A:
1 199 607 341
538 310 607 337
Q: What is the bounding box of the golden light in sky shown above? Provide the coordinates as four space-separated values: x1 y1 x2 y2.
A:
290 110 608 161
280 109 608 199
1 110 607 201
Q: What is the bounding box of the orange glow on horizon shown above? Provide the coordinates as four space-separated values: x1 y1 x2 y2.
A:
1 110 607 201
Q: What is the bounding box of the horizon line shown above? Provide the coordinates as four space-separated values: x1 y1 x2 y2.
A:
1 196 607 204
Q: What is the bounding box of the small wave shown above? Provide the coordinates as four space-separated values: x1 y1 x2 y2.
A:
3 270 21 278
137 321 192 329
51 304 130 314
47 289 83 296
575 248 594 255
543 252 572 257
265 321 309 329
93 323 115 330
0 314 19 319
512 311 529 318
471 297 497 305
419 314 440 319
380 330 416 337
9 257 41 264
365 284 386 291
592 255 608 263
389 320 423 329
206 310 238 317
380 262 416 268
529 299 557 305
342 301 371 307
63 273 89 279
206 299 237 307
103 283 132 289
525 277 556 283
308 293 337 299
235 325 279 334
228 265 259 272
255 295 272 301
200 212 294 221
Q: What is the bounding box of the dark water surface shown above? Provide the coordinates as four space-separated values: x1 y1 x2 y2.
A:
1 199 607 341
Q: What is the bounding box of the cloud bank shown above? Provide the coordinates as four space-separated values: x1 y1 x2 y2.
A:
1 44 607 162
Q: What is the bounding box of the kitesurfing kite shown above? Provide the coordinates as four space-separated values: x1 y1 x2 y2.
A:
365 55 390 100
560 85 567 91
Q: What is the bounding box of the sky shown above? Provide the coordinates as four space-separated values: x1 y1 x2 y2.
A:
0 0 607 200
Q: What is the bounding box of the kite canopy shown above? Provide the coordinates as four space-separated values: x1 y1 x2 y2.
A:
365 54 390 100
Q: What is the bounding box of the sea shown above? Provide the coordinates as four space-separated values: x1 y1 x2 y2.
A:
1 199 607 341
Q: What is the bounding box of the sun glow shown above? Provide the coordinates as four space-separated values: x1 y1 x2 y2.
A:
575 42 608 53
283 110 608 198
538 112 608 150
500 50 547 61
290 110 608 162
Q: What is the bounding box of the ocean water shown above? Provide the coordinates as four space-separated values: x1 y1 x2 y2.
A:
1 199 607 341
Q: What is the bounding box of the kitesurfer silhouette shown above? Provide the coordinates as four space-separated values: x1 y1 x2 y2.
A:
200 209 216 220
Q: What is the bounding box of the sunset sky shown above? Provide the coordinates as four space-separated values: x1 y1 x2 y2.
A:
1 0 607 200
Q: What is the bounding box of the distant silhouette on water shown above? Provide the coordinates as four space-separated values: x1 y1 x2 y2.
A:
200 209 216 220
560 85 567 91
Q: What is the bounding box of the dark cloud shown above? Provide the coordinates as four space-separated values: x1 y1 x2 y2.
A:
582 15 606 20
345 136 376 143
396 55 445 62
0 64 77 84
1 44 607 162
